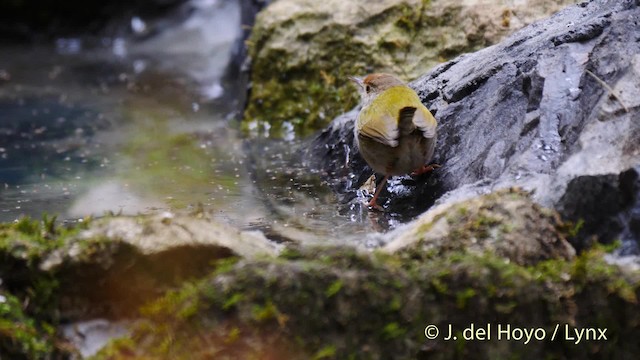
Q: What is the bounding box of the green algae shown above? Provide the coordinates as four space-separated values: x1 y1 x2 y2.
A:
120 113 239 209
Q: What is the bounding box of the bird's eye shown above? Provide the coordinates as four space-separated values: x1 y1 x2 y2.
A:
365 85 371 93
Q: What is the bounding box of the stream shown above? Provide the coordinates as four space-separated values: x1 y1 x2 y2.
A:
0 0 399 251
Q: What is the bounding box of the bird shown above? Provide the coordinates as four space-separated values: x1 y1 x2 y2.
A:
349 73 438 210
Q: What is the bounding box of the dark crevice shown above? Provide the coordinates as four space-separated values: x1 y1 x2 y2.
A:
443 63 504 103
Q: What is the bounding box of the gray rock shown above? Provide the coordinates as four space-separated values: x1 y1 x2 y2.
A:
310 0 640 248
41 212 280 319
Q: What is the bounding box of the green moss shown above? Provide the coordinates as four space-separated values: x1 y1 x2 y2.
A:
455 288 476 309
96 244 640 359
0 291 69 358
140 282 202 322
93 337 137 359
251 300 280 322
312 345 337 359
382 322 406 339
280 246 305 260
431 277 449 294
448 206 502 240
225 326 241 344
212 256 241 275
325 279 343 298
599 239 622 253
567 218 585 238
388 295 402 312
0 215 86 263
0 215 92 325
223 293 244 310
243 74 361 138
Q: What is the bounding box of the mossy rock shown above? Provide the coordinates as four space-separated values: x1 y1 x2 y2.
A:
385 188 576 265
243 0 578 137
95 245 639 359
0 291 74 358
0 217 81 358
0 216 85 321
0 212 278 321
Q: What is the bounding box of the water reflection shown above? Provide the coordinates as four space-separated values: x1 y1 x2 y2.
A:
0 41 260 222
1 0 245 219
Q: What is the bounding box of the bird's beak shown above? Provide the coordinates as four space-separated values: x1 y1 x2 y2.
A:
348 76 364 89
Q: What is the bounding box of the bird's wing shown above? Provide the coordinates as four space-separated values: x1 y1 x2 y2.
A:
412 105 437 139
357 87 437 146
357 111 399 147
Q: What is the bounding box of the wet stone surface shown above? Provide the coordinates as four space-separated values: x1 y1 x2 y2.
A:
310 0 640 251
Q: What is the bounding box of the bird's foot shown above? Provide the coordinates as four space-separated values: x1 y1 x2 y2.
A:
411 163 441 176
367 199 385 212
364 175 389 211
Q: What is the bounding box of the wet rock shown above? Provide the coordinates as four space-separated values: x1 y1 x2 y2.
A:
244 0 577 135
311 0 640 249
384 188 575 265
557 166 640 253
61 319 129 358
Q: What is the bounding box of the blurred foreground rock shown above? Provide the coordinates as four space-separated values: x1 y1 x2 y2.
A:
384 188 576 265
1 212 278 321
96 237 640 359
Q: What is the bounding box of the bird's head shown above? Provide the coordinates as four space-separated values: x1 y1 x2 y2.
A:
349 73 405 105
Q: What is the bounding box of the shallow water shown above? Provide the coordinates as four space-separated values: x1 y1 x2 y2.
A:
0 0 398 246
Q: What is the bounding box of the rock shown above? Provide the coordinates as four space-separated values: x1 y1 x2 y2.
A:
47 211 278 267
49 212 279 319
557 166 640 253
311 0 640 249
383 188 575 265
244 0 577 136
94 246 640 360
61 319 129 358
0 213 279 320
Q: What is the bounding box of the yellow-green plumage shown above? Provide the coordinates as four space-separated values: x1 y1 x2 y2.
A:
357 86 436 144
351 73 439 209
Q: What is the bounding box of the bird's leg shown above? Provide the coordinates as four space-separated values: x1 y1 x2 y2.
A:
411 163 441 176
368 175 389 210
